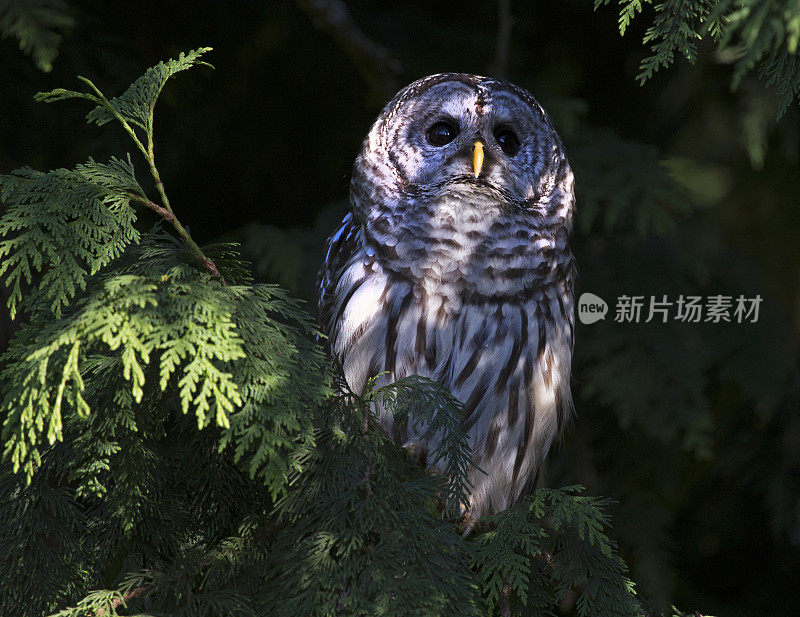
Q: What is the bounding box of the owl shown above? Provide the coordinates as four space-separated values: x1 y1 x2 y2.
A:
317 73 575 519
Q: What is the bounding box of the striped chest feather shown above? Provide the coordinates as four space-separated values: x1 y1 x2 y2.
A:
319 214 575 516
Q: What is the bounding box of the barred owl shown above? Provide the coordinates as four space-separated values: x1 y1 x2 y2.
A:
318 73 575 519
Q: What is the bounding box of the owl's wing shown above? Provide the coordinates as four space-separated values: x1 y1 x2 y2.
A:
316 211 360 342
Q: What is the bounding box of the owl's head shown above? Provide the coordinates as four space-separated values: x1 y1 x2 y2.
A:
352 73 574 229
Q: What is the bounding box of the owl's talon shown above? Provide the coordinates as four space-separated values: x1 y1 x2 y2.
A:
402 440 426 467
460 518 476 538
459 508 478 537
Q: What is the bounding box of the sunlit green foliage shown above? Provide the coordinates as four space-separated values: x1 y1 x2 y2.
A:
0 157 142 319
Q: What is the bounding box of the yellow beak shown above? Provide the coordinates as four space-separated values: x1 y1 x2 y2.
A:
473 141 484 178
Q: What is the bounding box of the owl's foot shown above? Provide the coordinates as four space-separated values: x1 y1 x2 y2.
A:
460 510 477 538
402 440 427 468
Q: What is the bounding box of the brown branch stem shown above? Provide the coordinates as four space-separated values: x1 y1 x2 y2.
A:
500 581 511 617
76 77 223 282
95 584 152 616
128 194 224 281
137 196 176 223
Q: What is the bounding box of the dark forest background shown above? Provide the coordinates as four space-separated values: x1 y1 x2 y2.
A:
1 1 799 615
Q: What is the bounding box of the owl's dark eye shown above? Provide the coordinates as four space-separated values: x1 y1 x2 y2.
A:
427 121 458 146
495 128 521 156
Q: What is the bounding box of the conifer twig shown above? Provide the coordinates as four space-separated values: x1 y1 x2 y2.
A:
78 76 224 282
94 585 152 616
500 582 511 617
127 194 224 280
131 195 175 223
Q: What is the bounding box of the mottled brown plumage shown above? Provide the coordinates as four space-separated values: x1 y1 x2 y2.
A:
318 73 575 517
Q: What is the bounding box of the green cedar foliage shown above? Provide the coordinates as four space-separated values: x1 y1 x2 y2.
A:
0 48 697 616
474 488 639 617
596 0 800 117
263 373 482 617
0 45 326 520
0 0 73 72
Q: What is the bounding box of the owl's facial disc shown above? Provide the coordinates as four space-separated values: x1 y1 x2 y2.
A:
380 78 557 208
